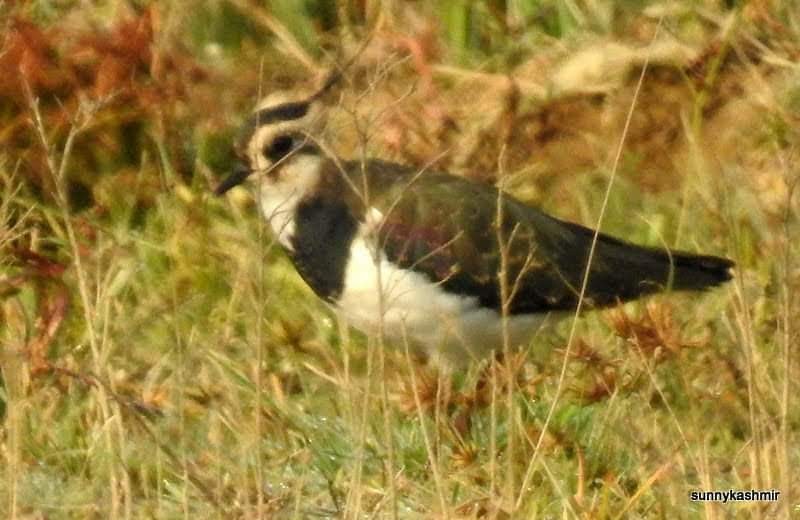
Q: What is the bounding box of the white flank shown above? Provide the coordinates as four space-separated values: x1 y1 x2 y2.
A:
337 212 548 366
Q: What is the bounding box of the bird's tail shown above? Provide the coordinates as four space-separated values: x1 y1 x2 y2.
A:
532 216 734 306
578 224 735 302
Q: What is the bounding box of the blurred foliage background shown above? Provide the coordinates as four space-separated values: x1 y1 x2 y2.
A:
1 0 798 518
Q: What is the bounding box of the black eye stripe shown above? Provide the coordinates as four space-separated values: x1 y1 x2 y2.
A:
264 135 295 161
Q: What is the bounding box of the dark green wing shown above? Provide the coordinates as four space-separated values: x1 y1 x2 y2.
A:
366 162 732 315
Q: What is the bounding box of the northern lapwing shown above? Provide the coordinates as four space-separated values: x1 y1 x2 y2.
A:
215 80 734 365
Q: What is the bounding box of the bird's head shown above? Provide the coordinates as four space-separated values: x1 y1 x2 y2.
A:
214 75 338 197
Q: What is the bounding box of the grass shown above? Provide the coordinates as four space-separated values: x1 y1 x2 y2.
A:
1 0 798 518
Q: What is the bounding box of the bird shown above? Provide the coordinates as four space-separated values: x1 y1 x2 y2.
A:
215 79 734 366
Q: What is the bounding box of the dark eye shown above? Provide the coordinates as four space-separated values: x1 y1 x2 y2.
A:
264 135 294 161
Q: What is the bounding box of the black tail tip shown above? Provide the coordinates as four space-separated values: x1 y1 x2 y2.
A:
685 254 736 286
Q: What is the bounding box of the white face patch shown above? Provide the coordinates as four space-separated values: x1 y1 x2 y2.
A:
255 154 325 250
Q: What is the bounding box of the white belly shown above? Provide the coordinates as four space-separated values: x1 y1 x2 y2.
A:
336 235 548 365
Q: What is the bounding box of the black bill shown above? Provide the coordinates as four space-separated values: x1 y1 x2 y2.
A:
214 161 251 196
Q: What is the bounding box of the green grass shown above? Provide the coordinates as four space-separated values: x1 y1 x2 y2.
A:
1 0 799 518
